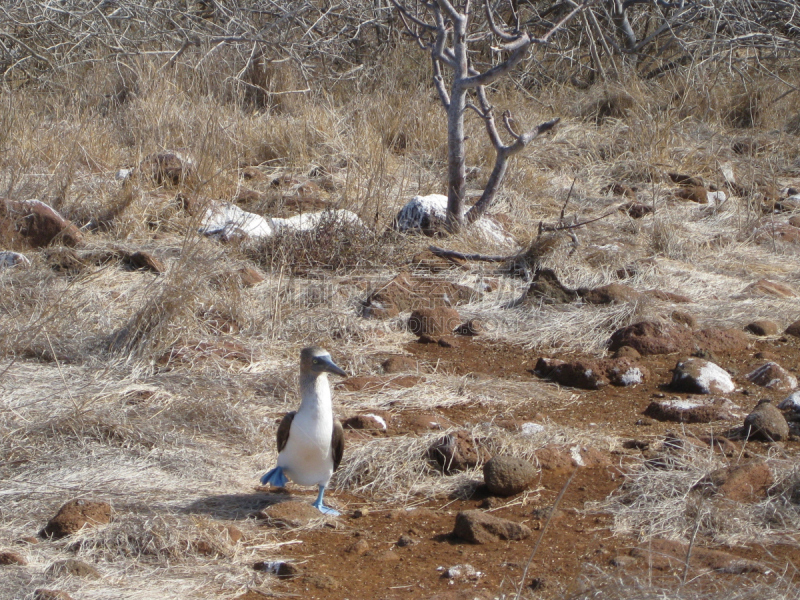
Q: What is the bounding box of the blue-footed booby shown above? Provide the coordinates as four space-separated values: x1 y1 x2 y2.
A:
261 346 347 515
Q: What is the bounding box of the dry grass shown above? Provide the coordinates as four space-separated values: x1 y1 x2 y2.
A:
2 6 800 597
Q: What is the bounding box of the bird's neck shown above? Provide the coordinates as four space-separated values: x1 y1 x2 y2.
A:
299 373 332 413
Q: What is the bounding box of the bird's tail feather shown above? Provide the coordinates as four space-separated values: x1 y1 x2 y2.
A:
260 466 288 487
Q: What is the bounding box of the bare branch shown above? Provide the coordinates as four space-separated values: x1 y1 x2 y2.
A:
485 0 519 42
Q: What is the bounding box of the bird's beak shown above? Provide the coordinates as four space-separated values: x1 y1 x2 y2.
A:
319 356 347 377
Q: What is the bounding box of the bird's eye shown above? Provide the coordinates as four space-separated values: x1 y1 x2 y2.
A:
312 359 319 364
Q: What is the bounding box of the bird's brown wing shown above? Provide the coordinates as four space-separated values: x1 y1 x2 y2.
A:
331 419 345 472
276 411 296 453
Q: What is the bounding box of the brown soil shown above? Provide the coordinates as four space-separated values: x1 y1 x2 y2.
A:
250 335 800 599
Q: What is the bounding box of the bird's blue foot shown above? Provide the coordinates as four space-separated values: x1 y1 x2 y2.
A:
260 466 288 487
312 484 340 516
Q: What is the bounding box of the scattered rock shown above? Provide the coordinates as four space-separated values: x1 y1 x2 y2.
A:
693 328 750 354
257 501 328 528
253 560 299 579
0 550 27 565
525 269 579 304
743 279 796 298
157 339 251 368
620 202 652 219
1 199 83 248
138 151 196 186
612 345 641 359
630 539 764 574
393 194 513 245
644 397 741 423
440 563 484 581
745 320 779 336
777 391 800 413
454 318 483 336
40 499 111 539
537 358 609 390
453 510 531 544
743 400 789 441
0 251 30 269
607 358 648 387
381 356 418 374
346 539 370 555
342 414 387 430
668 173 704 187
396 534 417 547
363 271 478 317
785 319 800 337
694 461 773 503
34 591 73 600
671 311 697 329
608 321 691 356
746 362 797 391
47 559 101 579
671 358 735 394
427 430 488 473
483 456 537 496
675 186 708 203
405 414 442 432
408 307 461 338
580 283 640 305
123 250 165 273
300 573 340 590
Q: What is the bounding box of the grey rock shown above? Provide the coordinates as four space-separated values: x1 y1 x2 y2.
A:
483 456 537 496
744 400 789 441
671 358 735 394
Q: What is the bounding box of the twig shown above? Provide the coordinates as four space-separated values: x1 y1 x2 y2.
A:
515 469 577 599
428 245 519 263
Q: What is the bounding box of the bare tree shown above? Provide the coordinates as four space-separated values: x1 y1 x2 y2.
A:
391 0 589 231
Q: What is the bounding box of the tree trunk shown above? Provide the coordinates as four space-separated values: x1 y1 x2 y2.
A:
446 85 467 231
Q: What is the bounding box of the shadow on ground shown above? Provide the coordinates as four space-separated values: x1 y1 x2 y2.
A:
182 491 293 520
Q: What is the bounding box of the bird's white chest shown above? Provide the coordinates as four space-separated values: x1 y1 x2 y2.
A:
277 379 335 486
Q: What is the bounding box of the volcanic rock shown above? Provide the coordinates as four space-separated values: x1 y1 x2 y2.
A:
408 307 461 338
483 456 537 496
743 400 789 441
453 510 531 544
382 356 418 373
675 186 708 203
620 202 652 219
123 250 165 273
671 358 735 394
40 499 111 539
1 199 83 248
644 397 741 423
745 320 779 336
693 461 773 503
0 550 27 565
608 321 691 356
785 319 800 337
692 328 749 354
428 430 488 473
746 362 797 391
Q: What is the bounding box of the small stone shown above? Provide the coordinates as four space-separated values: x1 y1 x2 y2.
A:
0 251 30 269
124 250 165 273
693 461 773 503
0 550 27 565
675 186 708 203
671 311 697 329
671 358 735 394
1 199 83 248
745 320 779 336
396 534 417 547
540 359 609 390
746 362 797 391
40 499 111 539
483 456 537 496
351 508 370 518
427 430 488 473
608 321 692 356
644 397 741 423
47 559 100 579
342 414 387 430
785 319 800 337
346 539 370 555
408 307 461 337
620 202 652 219
381 356 417 374
777 391 800 413
612 346 641 359
441 563 483 581
454 318 483 336
744 400 789 441
580 283 640 305
668 173 704 187
453 511 531 544
253 561 299 579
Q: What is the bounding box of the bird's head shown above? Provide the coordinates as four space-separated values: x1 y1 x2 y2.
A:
300 346 347 378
